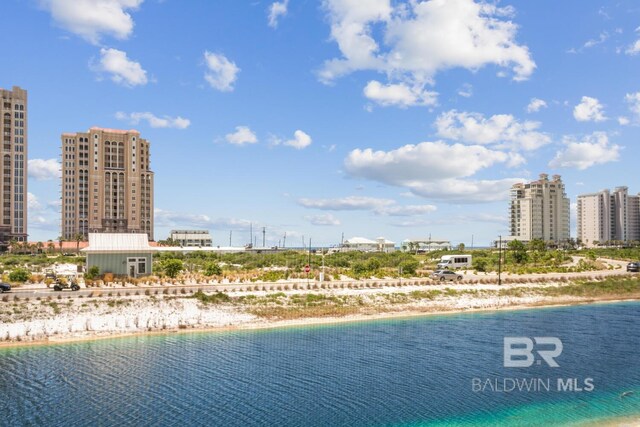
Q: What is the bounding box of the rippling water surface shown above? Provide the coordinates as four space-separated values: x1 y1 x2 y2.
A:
1 302 639 426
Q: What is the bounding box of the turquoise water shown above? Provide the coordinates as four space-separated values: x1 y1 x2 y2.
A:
0 302 638 426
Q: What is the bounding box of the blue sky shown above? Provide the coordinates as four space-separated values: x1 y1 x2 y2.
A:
3 0 640 246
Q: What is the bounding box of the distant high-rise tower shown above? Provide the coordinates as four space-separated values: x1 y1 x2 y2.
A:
61 127 154 240
509 173 570 243
577 187 640 247
0 86 28 247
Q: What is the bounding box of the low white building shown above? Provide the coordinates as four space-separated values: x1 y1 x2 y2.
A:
401 238 452 252
169 230 213 247
341 237 396 252
494 236 528 249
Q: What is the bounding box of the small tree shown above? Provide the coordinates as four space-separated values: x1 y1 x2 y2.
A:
457 243 466 252
163 259 183 278
508 239 528 264
57 236 64 254
204 263 222 276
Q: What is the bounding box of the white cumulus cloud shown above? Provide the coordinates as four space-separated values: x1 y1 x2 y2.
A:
344 141 523 202
268 0 289 28
434 110 550 152
363 80 437 107
28 193 42 211
375 204 437 216
298 196 394 211
204 51 240 92
305 214 341 226
28 158 61 181
319 0 535 101
40 0 143 44
625 28 640 55
155 208 253 230
225 126 258 146
93 48 148 87
115 111 190 129
624 92 640 123
573 96 606 122
298 196 436 217
283 130 312 149
526 98 547 113
549 132 621 170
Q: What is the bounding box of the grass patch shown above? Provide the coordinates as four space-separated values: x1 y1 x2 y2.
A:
192 290 231 304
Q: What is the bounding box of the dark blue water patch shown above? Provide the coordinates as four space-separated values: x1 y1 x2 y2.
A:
0 302 638 426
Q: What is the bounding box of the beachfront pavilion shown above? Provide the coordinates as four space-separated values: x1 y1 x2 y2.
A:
82 233 154 277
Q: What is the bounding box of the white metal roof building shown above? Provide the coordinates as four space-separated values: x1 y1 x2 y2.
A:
401 238 452 252
82 233 154 253
169 229 213 247
82 233 154 277
341 237 396 252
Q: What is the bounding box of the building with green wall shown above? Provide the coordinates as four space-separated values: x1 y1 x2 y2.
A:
82 233 154 277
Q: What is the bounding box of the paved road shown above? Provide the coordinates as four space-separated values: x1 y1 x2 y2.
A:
3 261 635 300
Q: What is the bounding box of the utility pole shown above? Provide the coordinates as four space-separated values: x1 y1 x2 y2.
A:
283 232 286 248
262 227 266 248
321 247 325 284
307 237 311 287
471 234 474 250
498 235 502 286
249 223 252 247
229 230 232 246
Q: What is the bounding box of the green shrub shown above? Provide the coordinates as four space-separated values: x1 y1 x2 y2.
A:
192 290 231 304
9 269 30 283
85 266 100 280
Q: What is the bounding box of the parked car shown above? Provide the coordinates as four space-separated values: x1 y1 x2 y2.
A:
627 262 640 272
431 270 463 281
0 282 11 293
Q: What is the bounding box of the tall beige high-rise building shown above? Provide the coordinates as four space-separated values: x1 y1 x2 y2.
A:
509 173 570 243
61 127 154 240
0 86 27 246
577 187 640 247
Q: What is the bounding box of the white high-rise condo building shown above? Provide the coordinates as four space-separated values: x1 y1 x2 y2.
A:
61 127 154 241
509 173 570 244
0 86 27 247
577 187 640 247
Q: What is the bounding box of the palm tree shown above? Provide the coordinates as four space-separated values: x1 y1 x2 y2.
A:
8 238 17 254
36 241 44 254
47 240 54 254
73 233 84 255
57 236 64 255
